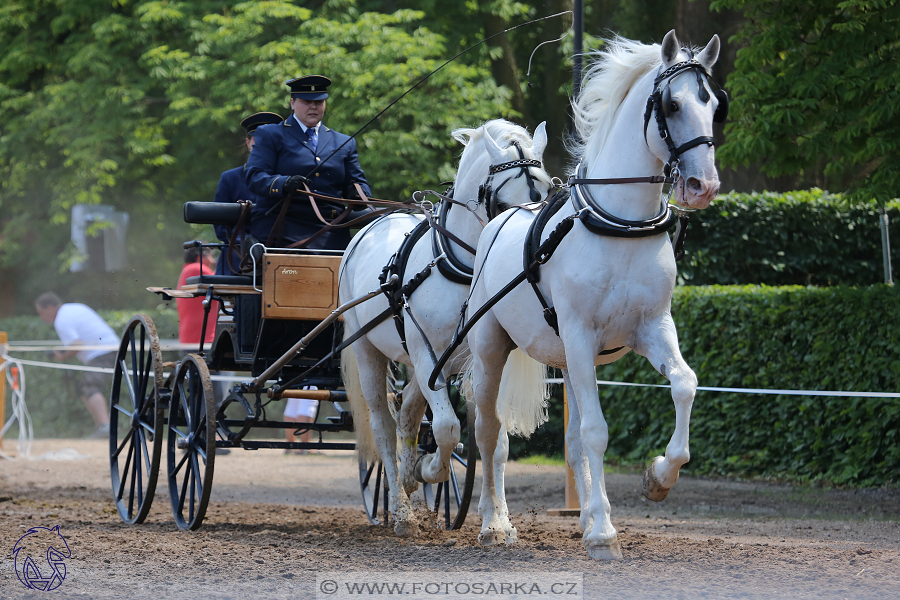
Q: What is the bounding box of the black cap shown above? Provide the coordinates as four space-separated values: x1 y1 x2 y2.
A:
286 75 331 100
240 112 283 136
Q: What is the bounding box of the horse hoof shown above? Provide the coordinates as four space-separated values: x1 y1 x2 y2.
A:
642 464 671 502
478 529 506 547
394 521 418 537
504 527 518 545
587 539 623 561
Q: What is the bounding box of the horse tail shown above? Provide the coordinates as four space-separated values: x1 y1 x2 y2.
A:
462 348 549 438
340 343 378 463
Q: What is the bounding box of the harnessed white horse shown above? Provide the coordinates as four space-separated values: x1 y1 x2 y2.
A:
463 31 723 559
339 119 552 535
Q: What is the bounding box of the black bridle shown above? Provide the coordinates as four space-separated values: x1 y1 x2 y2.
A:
642 56 729 177
478 142 544 220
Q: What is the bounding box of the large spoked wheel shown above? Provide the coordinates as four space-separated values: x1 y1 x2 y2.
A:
109 314 165 525
167 354 216 530
359 457 391 526
422 401 477 531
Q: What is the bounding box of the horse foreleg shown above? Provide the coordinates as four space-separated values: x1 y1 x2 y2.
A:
561 369 593 534
413 384 460 485
564 341 622 560
397 374 427 496
355 339 417 536
637 316 698 502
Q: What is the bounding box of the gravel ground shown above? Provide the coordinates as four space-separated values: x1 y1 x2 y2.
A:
1 439 898 599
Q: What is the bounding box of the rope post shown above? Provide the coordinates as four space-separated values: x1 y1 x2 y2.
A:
0 332 6 449
547 384 580 516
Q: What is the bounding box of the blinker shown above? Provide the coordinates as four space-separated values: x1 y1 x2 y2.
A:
713 89 729 123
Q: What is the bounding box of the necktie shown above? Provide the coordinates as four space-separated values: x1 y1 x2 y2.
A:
308 127 318 152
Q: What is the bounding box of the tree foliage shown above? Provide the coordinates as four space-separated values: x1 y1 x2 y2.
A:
711 0 900 203
0 0 508 310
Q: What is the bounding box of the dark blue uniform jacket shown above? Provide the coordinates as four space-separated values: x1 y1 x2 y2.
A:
245 119 371 249
213 165 258 275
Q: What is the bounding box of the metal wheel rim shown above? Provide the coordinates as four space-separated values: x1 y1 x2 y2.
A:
359 458 390 526
109 314 164 525
167 354 216 531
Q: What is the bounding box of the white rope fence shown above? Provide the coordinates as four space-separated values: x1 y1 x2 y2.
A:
0 347 33 459
545 378 900 399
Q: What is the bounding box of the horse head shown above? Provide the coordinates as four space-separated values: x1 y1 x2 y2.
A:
647 30 723 209
453 120 552 223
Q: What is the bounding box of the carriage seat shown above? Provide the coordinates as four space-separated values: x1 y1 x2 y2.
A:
185 274 253 286
183 201 244 226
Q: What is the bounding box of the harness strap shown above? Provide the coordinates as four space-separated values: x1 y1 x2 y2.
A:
427 210 577 391
569 175 673 185
378 220 431 354
523 190 572 335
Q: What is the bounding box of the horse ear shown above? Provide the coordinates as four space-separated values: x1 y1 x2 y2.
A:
482 126 506 163
532 121 548 159
661 30 680 67
698 34 721 71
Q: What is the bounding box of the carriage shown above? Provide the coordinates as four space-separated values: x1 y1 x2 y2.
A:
107 200 476 531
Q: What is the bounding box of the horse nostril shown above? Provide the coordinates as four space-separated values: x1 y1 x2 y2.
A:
686 177 705 194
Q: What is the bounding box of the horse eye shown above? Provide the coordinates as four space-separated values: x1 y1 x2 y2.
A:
670 101 679 113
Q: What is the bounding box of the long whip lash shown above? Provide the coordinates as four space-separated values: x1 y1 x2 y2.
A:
266 11 573 216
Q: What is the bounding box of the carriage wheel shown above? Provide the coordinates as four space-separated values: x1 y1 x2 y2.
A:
109 314 164 525
422 401 477 531
359 458 391 526
166 354 216 531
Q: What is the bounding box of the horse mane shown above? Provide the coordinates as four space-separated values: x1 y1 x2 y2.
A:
567 36 662 173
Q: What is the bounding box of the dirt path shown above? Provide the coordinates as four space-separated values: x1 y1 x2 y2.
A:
2 439 899 599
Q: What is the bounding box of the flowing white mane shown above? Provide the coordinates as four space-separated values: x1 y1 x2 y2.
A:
568 37 662 172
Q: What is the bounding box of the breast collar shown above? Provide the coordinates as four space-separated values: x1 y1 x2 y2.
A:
570 161 678 237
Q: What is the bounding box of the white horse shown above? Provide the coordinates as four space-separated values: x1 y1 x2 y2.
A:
339 119 552 535
464 31 723 559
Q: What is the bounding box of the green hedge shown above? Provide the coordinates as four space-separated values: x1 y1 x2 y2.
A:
0 310 180 438
679 190 900 286
513 285 900 488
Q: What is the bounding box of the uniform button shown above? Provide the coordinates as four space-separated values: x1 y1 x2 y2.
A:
316 173 320 177
316 157 321 161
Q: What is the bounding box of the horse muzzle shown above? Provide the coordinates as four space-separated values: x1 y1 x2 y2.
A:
674 176 719 209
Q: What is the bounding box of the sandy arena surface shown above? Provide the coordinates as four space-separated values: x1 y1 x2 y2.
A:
1 439 899 599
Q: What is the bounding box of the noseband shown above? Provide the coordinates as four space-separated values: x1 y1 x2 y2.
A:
478 142 544 219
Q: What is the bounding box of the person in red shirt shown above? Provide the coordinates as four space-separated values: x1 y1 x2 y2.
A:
176 247 219 348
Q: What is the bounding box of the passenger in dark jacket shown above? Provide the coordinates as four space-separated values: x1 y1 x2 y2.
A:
213 111 284 274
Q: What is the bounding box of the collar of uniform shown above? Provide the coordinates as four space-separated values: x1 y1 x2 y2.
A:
292 114 321 135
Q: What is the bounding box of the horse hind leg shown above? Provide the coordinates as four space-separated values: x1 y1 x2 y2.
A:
353 339 418 536
468 321 516 547
638 319 698 502
492 424 518 543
